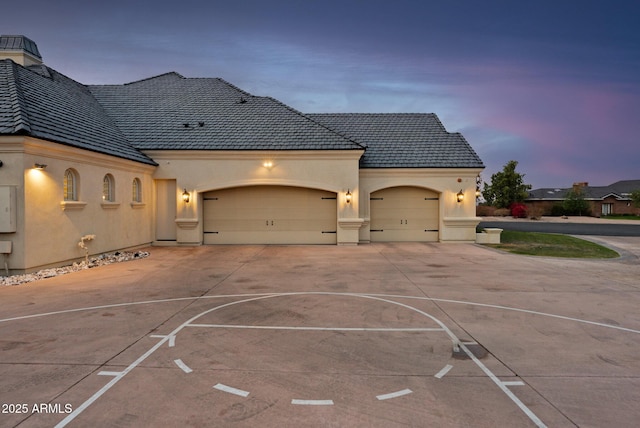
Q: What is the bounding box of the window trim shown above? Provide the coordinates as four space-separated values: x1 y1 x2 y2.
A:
63 168 79 201
103 174 115 202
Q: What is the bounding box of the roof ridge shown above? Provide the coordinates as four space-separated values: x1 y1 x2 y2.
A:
121 71 185 86
262 98 367 150
213 77 254 97
1 60 31 134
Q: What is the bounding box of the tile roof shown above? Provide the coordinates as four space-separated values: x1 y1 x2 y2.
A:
527 180 640 200
0 59 156 165
88 73 365 151
2 56 484 170
308 113 484 168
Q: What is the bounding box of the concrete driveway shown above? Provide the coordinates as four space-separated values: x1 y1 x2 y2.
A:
1 239 639 427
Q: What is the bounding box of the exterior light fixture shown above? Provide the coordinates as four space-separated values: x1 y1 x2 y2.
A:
182 188 190 203
345 189 352 204
263 160 273 169
456 190 464 203
34 163 47 170
475 175 482 198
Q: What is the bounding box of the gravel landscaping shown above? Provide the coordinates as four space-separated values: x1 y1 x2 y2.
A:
0 251 150 286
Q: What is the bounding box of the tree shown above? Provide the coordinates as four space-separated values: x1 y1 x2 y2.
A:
482 160 532 209
631 189 640 209
563 188 590 216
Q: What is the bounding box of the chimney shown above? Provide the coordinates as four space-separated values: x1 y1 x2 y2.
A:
0 35 43 66
572 182 588 192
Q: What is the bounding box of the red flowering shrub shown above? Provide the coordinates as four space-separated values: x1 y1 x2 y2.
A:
510 203 528 218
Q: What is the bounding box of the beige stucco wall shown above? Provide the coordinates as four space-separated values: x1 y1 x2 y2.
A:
145 150 365 246
1 137 155 273
1 136 483 272
359 168 483 242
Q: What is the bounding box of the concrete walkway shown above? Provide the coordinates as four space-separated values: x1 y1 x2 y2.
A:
1 240 639 427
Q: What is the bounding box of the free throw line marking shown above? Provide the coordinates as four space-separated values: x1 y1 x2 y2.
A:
376 389 413 400
187 324 443 332
213 383 250 397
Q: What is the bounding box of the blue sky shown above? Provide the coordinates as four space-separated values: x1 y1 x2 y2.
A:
3 0 639 188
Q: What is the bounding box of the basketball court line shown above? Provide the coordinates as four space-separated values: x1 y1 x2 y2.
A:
3 291 638 335
50 292 547 427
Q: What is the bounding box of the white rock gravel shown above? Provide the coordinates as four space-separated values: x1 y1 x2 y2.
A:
1 251 150 286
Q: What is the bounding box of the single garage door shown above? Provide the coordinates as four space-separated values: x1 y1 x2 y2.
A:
370 186 439 242
203 186 337 244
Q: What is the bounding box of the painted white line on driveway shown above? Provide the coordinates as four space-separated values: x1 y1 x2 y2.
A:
376 389 413 401
97 371 121 377
187 324 443 332
5 292 638 336
502 381 525 386
150 334 176 347
55 334 170 428
291 399 334 406
174 359 192 373
213 383 250 397
458 342 546 428
434 364 453 379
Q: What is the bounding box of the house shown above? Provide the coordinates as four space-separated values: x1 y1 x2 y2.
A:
526 180 640 217
0 35 484 274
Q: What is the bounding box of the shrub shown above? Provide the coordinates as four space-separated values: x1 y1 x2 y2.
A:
528 205 544 220
550 203 565 216
510 203 528 218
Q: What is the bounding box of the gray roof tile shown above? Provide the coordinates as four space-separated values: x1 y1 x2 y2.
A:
88 74 364 151
0 60 156 165
308 113 484 168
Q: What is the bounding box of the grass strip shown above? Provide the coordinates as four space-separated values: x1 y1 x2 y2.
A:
486 230 619 258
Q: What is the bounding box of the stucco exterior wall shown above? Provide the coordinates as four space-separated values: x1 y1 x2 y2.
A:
2 137 155 273
145 150 365 246
359 168 483 242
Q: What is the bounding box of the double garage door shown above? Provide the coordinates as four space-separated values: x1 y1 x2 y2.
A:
370 186 439 242
203 186 337 244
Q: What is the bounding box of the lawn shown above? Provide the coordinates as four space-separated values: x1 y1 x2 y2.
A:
486 230 619 258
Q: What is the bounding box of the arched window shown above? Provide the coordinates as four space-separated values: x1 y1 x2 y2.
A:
103 174 115 202
63 169 78 201
132 178 142 202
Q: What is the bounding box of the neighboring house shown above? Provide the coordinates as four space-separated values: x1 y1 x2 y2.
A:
0 35 484 274
526 180 640 217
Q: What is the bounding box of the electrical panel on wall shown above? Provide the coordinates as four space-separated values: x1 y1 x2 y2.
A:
0 186 17 233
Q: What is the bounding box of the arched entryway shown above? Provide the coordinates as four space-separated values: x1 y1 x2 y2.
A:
203 185 337 244
370 186 439 242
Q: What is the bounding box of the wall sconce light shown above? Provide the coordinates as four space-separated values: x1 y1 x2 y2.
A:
263 160 273 169
34 163 47 170
345 189 352 204
182 188 190 203
475 175 482 198
456 189 464 203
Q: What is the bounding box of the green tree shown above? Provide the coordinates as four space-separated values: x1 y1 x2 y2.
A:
563 188 590 216
631 189 640 209
482 160 532 208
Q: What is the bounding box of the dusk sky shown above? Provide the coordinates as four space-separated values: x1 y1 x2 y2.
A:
2 0 638 188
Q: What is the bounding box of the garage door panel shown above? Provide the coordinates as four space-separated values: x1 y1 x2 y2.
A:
203 186 336 244
370 187 439 242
